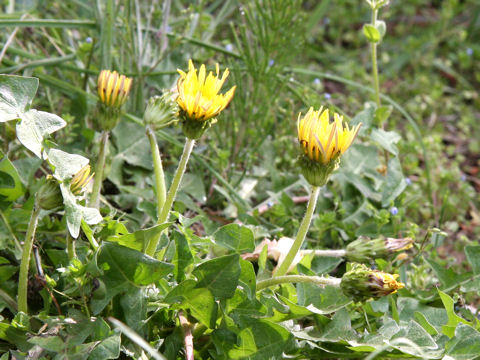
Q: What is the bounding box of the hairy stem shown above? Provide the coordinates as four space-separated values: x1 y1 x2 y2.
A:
179 311 194 360
18 205 41 314
274 186 320 276
257 275 341 291
146 126 167 219
66 233 76 260
89 130 109 208
145 138 195 256
300 249 347 257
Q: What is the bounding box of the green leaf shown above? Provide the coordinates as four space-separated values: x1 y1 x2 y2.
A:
227 318 294 360
91 242 173 314
29 335 66 352
88 334 121 360
0 154 25 202
107 223 173 252
16 109 66 158
0 75 38 122
296 283 351 314
414 312 438 336
382 156 407 206
374 105 392 125
370 128 401 156
239 258 256 299
164 280 218 328
465 246 480 274
388 320 438 357
172 230 194 283
438 289 470 337
0 322 30 351
213 223 255 253
120 289 147 335
426 258 470 292
47 148 89 181
193 254 241 300
363 24 381 43
60 183 102 238
445 324 480 359
350 105 375 134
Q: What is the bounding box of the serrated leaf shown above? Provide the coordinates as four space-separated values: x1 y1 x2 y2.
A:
16 109 66 158
193 254 241 300
107 223 173 252
0 75 38 122
214 223 255 253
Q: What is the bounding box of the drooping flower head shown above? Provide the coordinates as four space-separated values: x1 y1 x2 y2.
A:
346 236 414 263
176 60 236 139
296 107 361 186
97 70 133 108
70 165 94 196
341 263 405 302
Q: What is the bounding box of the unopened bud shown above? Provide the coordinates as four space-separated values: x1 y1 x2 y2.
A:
341 263 405 302
143 93 178 130
346 236 414 263
37 178 63 210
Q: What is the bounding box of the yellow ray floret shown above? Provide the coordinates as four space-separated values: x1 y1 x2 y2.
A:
97 70 133 108
176 60 236 122
297 107 361 164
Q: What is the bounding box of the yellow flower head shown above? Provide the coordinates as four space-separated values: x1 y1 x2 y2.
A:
370 271 405 296
97 70 133 108
176 60 236 122
297 107 361 164
70 165 94 196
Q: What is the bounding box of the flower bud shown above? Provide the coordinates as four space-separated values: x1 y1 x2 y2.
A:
346 236 414 263
340 263 405 302
70 165 94 196
95 70 133 131
37 178 63 210
143 93 178 130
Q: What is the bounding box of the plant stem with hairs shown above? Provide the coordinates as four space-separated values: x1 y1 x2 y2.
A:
89 130 109 208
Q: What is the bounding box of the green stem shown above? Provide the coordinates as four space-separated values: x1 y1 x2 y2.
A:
371 8 381 107
257 275 341 292
17 205 41 314
66 233 76 260
89 131 110 209
146 126 167 219
300 249 346 257
145 138 195 257
274 186 320 277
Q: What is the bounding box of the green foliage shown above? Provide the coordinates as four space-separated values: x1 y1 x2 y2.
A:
0 0 478 358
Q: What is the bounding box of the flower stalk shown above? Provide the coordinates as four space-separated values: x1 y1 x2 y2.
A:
89 130 109 209
257 274 341 291
17 204 42 314
274 186 320 276
145 138 195 257
146 126 167 218
371 7 381 107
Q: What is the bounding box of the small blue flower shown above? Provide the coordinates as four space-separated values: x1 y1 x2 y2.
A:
323 17 330 25
313 78 321 85
405 177 412 185
267 201 274 208
466 48 473 56
390 207 399 216
461 174 467 182
166 25 172 33
268 59 274 67
324 93 332 100
85 37 93 44
225 44 233 52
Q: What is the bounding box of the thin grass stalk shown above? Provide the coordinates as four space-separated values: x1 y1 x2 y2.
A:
89 131 109 209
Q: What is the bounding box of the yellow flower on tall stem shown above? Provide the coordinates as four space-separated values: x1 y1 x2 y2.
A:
97 70 133 108
297 107 361 187
176 60 236 139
